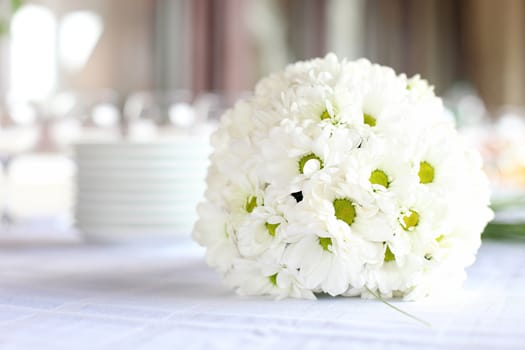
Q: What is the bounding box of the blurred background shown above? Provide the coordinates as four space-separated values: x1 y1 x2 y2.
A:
0 0 524 241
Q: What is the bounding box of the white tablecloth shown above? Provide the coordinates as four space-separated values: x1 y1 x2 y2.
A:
0 231 524 350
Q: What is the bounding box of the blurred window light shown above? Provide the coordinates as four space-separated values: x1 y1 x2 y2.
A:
59 11 103 72
10 4 56 102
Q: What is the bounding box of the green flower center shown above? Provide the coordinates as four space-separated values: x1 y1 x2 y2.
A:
245 196 257 213
269 273 278 286
318 237 333 251
320 109 331 120
265 222 280 237
436 234 445 242
298 153 323 174
369 169 389 188
384 245 395 262
401 210 419 231
418 161 434 184
333 198 356 226
364 113 376 127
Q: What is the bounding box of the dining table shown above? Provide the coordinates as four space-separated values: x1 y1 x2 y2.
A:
0 225 524 350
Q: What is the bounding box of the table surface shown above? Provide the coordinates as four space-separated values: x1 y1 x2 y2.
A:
0 230 524 350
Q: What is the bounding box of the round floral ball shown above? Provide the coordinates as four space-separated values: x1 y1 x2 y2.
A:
193 54 493 300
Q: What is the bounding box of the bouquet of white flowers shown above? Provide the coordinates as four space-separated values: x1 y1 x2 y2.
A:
193 54 493 300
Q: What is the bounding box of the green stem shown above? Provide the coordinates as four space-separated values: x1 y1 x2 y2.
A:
365 287 431 328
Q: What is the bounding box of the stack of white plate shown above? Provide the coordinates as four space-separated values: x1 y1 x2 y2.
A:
74 140 210 243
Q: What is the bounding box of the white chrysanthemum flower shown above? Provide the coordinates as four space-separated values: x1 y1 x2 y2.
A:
283 233 353 296
259 121 360 192
225 258 315 300
193 202 238 273
193 53 493 300
236 186 290 258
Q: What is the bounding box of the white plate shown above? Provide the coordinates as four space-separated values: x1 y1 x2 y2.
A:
76 220 196 227
76 168 208 180
76 209 197 221
75 143 211 159
76 203 201 211
76 203 199 214
76 181 206 192
76 190 203 202
76 202 198 217
75 215 197 227
77 184 204 193
76 160 209 169
77 172 206 188
77 224 193 243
